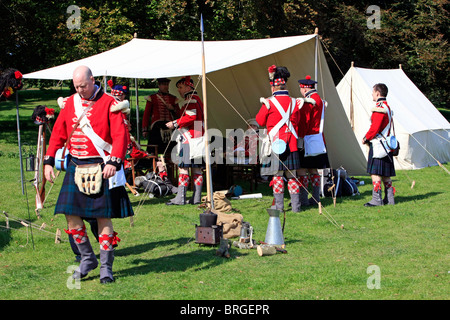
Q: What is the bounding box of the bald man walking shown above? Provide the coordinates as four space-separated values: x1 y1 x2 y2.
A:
44 66 133 284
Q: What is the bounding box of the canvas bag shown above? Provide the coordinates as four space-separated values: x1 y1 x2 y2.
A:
213 197 243 239
178 126 205 161
372 104 396 159
202 192 233 213
216 211 243 239
304 100 327 157
188 135 205 160
201 192 242 239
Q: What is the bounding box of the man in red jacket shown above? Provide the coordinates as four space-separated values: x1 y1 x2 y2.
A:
165 76 205 206
142 78 180 154
44 66 133 284
256 65 302 212
362 83 396 206
297 75 330 207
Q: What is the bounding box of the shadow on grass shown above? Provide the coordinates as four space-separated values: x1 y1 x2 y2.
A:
357 190 442 204
0 224 12 251
115 237 239 277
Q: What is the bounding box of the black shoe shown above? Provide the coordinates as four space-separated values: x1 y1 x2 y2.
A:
364 202 380 207
100 277 114 284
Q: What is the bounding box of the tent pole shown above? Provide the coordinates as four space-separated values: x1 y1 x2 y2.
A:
135 78 140 144
314 28 319 89
201 14 214 209
16 91 25 194
350 61 354 129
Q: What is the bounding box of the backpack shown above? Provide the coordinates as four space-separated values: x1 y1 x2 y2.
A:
141 172 173 198
322 167 359 197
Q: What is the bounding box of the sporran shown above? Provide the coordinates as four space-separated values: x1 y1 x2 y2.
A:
74 162 103 195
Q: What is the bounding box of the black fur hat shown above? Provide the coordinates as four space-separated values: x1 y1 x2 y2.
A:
268 65 290 86
0 68 23 100
31 105 55 125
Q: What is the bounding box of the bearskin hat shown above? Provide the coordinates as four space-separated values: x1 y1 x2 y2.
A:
268 65 290 86
0 68 23 100
31 105 55 125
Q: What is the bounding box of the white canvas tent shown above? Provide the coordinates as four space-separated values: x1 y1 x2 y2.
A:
24 34 367 175
336 66 450 170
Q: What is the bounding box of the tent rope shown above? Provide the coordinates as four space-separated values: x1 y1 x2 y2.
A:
2 211 68 243
408 134 450 175
430 129 450 143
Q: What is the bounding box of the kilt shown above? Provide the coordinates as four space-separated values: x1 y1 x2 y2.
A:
55 156 134 219
177 142 205 169
366 143 396 177
299 148 330 169
261 145 300 174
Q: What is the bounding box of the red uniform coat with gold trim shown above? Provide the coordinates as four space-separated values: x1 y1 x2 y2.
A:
46 89 128 162
255 91 300 152
142 91 180 131
365 99 391 141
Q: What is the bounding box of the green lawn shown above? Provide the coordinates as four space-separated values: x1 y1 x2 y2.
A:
0 87 449 301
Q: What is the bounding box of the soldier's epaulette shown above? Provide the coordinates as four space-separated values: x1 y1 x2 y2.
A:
57 96 69 109
145 95 152 102
260 97 270 110
110 100 130 114
371 103 387 113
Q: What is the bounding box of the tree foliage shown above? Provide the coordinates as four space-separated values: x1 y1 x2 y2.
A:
0 0 448 106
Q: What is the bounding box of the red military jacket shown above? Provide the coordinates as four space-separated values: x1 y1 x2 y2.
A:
45 86 128 168
256 90 301 152
302 89 324 136
175 91 204 142
142 91 180 131
365 98 392 141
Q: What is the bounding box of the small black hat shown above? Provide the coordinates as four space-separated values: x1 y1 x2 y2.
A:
298 75 317 88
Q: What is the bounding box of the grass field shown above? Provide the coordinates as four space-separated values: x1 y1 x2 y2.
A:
0 87 449 302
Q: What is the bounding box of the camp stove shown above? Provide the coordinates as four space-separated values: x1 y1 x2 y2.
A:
195 211 222 245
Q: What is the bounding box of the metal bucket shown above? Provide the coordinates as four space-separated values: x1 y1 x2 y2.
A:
264 209 284 245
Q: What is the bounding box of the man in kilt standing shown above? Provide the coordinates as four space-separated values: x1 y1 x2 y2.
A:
165 76 205 206
256 65 302 212
44 66 134 284
297 75 330 207
362 83 396 206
